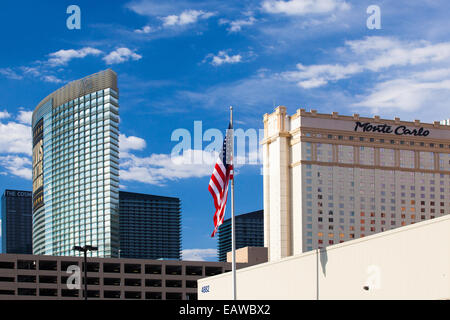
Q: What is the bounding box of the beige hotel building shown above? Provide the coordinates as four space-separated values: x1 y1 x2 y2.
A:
262 107 450 262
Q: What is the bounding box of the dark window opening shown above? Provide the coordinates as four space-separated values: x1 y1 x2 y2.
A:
186 280 197 288
145 264 161 274
205 267 222 276
145 279 162 287
0 277 15 282
39 260 57 271
186 293 198 300
18 275 36 283
18 288 36 296
86 262 100 272
145 292 162 300
104 290 121 299
125 291 141 299
61 289 79 297
0 262 15 269
125 278 141 286
61 261 78 272
166 280 182 288
103 263 120 273
0 290 15 295
39 275 57 284
39 288 57 297
124 264 141 274
18 260 36 270
166 265 182 275
83 277 100 285
104 278 121 286
186 266 202 276
166 292 182 300
86 290 100 298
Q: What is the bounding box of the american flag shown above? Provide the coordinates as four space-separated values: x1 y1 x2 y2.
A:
209 122 234 237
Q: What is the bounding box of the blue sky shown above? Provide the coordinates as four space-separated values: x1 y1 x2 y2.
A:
1 0 450 259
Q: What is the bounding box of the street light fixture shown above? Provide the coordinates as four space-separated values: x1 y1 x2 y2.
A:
73 245 98 300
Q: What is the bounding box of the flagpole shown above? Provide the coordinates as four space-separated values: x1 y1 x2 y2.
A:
230 106 236 301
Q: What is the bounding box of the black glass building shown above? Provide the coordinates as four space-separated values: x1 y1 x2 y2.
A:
119 191 181 260
1 190 33 254
217 210 264 262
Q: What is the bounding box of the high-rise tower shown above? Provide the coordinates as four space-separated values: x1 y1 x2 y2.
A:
32 69 120 257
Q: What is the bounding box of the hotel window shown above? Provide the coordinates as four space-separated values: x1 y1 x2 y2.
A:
380 148 395 166
360 147 375 165
317 143 333 162
338 145 354 164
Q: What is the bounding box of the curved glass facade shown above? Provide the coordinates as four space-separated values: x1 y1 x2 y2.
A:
32 69 120 258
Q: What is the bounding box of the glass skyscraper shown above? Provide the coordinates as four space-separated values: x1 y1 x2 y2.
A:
32 69 120 258
217 210 264 262
1 190 33 254
119 191 181 260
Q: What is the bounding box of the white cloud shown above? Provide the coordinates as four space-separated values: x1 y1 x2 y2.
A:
120 149 217 186
205 51 242 66
219 16 256 32
126 1 180 17
0 110 11 119
273 36 450 118
16 110 33 125
0 155 32 180
20 66 40 77
103 48 142 65
0 120 32 155
282 63 362 88
262 0 350 16
41 75 63 83
353 73 450 115
48 47 103 66
182 248 217 261
281 37 450 88
162 10 214 27
0 110 32 179
0 68 23 80
119 134 147 152
134 25 154 34
345 37 450 72
2 66 62 83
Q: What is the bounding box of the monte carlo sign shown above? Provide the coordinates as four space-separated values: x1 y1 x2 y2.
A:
354 121 430 137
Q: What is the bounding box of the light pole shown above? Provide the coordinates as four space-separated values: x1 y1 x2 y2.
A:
73 245 98 300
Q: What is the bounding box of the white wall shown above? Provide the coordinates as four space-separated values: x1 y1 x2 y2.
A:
198 215 450 300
